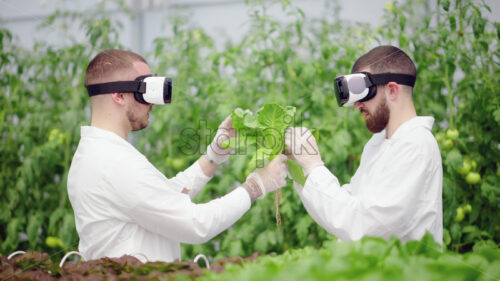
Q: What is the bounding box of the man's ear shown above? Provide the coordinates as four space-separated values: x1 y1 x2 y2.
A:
386 82 399 102
110 92 126 106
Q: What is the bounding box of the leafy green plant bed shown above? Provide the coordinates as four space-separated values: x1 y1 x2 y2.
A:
0 251 261 280
2 235 499 281
200 234 500 281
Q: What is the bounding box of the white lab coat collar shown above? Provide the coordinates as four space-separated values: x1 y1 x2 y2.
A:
390 116 435 140
81 126 125 142
81 126 137 150
370 116 435 145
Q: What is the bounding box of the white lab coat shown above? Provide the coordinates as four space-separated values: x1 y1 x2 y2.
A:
295 117 443 244
67 126 251 262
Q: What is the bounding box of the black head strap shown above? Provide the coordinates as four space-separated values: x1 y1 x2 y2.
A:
370 73 416 87
86 81 146 96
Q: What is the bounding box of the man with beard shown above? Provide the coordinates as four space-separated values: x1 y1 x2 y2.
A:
68 49 288 262
285 45 443 244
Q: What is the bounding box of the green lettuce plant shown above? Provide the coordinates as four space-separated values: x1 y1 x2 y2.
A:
221 103 308 224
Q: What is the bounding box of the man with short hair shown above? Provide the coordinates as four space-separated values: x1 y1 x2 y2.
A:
68 49 287 262
285 45 443 244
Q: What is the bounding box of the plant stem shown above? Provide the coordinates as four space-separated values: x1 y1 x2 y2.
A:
444 64 454 129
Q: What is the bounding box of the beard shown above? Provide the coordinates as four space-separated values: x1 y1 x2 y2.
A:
363 97 390 133
126 106 149 131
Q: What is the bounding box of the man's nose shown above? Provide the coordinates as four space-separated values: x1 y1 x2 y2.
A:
354 101 363 110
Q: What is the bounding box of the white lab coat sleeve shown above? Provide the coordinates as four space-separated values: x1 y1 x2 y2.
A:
114 165 251 244
169 160 212 199
297 143 431 241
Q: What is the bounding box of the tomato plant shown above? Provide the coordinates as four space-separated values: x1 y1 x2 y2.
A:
0 0 498 261
0 1 128 258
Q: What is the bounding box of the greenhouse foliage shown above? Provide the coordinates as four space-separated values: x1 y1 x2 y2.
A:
0 0 499 279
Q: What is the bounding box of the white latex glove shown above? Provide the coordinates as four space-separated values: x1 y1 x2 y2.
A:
284 127 324 176
205 115 236 165
244 154 288 201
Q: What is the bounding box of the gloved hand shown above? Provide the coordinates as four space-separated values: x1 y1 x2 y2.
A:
243 154 288 202
284 127 324 176
206 115 236 165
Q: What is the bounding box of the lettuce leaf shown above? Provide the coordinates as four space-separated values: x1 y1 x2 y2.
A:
222 103 306 184
286 159 307 186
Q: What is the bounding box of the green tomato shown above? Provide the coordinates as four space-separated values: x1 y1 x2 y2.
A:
435 132 445 143
48 128 67 145
446 129 459 140
48 128 60 142
165 157 173 167
465 172 481 184
165 157 186 169
46 236 64 248
458 160 471 175
442 139 454 150
454 207 465 222
463 204 472 214
470 160 477 170
171 158 186 169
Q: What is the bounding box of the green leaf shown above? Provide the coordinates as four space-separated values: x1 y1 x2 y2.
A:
448 15 456 31
262 128 284 156
287 159 307 186
443 228 451 246
472 15 486 39
257 103 288 132
450 223 462 241
243 114 264 130
255 232 269 253
3 218 21 252
59 213 75 250
311 129 320 142
234 103 296 174
295 215 313 241
255 147 273 168
493 108 500 125
27 213 43 248
333 129 351 147
221 135 257 150
441 0 450 11
480 182 499 205
229 240 244 257
48 208 66 235
232 108 264 136
445 149 462 171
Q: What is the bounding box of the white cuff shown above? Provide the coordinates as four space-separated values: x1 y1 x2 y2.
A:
246 172 266 199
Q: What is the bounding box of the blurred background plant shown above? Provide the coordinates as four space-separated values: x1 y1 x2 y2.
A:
0 0 498 260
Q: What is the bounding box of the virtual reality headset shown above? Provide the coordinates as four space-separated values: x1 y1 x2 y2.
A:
334 72 416 107
86 74 172 105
